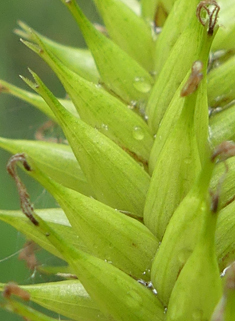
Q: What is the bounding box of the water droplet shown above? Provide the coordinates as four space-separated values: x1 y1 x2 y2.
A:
133 126 145 140
95 83 102 89
128 100 138 110
133 77 152 93
178 249 192 264
101 123 109 131
104 259 113 264
152 288 158 295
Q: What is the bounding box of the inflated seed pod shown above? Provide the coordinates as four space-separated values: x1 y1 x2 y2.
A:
15 196 164 321
166 192 222 321
209 103 235 147
146 0 219 133
151 158 215 305
25 157 158 281
149 22 214 173
210 156 235 209
21 31 153 163
93 0 154 71
208 55 235 108
61 0 154 105
22 70 150 217
153 0 201 77
144 61 202 239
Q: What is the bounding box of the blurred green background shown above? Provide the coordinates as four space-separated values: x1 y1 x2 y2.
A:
0 1 99 320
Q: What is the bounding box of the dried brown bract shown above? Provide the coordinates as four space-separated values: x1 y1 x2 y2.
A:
211 141 235 162
3 282 30 301
181 61 203 97
196 0 220 35
7 153 39 226
18 241 39 270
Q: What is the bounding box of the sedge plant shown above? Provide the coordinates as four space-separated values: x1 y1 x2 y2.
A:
1 0 235 320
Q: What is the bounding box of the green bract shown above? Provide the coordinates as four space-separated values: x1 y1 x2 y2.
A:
1 0 235 321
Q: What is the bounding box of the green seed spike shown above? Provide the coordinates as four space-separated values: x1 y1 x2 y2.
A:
29 211 165 321
61 0 153 105
144 62 202 239
16 21 100 83
22 70 150 216
151 157 215 305
146 0 219 133
166 192 222 321
0 208 87 260
93 0 154 71
21 31 153 163
208 55 235 108
153 0 201 77
24 158 158 280
0 280 109 321
0 79 78 120
0 137 93 196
